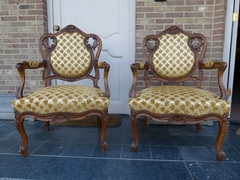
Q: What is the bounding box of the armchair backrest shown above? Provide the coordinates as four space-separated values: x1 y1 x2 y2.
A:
39 25 102 85
142 26 207 87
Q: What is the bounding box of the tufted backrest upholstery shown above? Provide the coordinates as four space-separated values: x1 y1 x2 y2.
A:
152 33 195 78
50 32 92 78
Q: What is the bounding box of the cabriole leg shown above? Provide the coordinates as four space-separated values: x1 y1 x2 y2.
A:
97 116 102 129
15 115 28 156
100 112 108 152
44 121 49 131
216 115 229 162
130 110 138 152
196 123 201 134
142 116 147 131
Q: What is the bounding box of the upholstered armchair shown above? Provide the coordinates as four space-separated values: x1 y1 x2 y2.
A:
128 26 230 162
12 25 110 156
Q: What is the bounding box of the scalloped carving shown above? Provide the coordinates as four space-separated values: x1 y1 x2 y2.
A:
47 115 78 123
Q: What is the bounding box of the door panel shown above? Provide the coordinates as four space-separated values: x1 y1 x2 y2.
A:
47 0 135 114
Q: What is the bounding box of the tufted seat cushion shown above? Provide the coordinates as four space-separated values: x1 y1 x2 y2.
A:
12 85 109 114
128 86 230 116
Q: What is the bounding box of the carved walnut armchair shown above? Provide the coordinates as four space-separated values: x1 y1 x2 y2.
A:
12 25 110 156
128 26 230 162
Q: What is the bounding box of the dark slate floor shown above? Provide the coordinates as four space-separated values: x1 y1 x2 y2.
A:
1 115 240 180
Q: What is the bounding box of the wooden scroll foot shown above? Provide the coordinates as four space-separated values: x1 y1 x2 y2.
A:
100 112 108 152
216 150 225 162
101 141 107 152
19 146 28 156
215 115 228 161
131 143 137 152
15 116 29 156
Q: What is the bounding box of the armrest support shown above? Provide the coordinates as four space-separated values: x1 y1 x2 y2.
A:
98 61 111 98
129 62 148 98
199 61 229 100
16 60 47 99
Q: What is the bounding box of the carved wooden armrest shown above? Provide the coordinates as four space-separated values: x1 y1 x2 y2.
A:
16 60 47 99
199 60 229 100
97 61 111 98
129 62 149 98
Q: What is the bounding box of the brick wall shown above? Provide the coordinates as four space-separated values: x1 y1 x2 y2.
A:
0 0 47 94
0 0 226 95
136 0 226 93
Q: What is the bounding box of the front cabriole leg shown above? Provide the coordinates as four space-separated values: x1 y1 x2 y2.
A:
14 112 28 156
130 110 138 152
215 114 229 162
100 110 108 152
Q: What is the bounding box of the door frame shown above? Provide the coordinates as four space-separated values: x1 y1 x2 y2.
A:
223 0 239 107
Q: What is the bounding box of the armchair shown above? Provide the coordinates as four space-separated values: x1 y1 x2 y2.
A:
12 25 110 156
128 26 230 162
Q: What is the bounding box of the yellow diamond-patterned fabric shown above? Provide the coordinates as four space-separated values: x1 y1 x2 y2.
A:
128 86 230 116
152 33 195 78
12 85 109 114
50 32 91 78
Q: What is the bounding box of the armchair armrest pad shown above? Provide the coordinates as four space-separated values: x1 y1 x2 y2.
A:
97 61 108 68
199 60 229 100
132 61 146 70
97 61 111 98
17 60 47 69
199 60 227 70
28 60 40 68
129 62 149 98
16 60 47 99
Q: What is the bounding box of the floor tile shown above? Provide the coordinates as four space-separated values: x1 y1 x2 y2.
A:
197 135 230 148
121 144 151 159
1 117 240 179
104 130 124 144
224 135 240 148
46 131 77 142
148 134 175 146
27 128 55 142
61 142 96 157
147 125 171 136
0 155 192 180
6 141 44 155
91 144 122 158
186 161 240 180
71 132 99 144
0 141 18 153
151 145 183 160
33 142 69 155
178 146 215 161
197 124 219 136
124 133 149 146
205 146 240 162
172 136 203 146
0 130 21 141
168 125 197 136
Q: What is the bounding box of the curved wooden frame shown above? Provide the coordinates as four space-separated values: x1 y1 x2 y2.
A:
13 25 111 156
129 26 230 162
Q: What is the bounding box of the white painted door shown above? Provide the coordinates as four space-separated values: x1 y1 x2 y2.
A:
223 0 239 118
47 0 135 114
223 0 239 100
